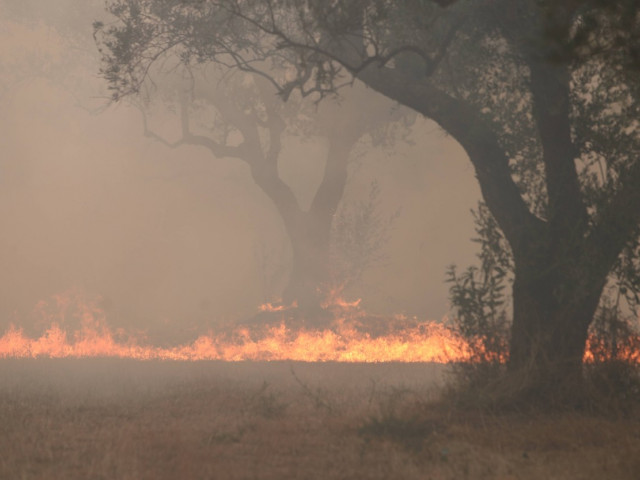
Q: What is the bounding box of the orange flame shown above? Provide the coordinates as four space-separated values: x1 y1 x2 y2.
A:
320 285 362 310
0 290 471 362
1 290 637 363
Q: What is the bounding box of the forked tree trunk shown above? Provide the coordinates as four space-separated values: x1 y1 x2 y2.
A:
281 220 331 312
173 73 388 317
261 135 352 315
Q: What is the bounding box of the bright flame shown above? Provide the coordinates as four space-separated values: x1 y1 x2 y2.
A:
1 290 637 363
0 290 471 362
0 321 473 362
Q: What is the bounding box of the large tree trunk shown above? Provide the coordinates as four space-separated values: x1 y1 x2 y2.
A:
507 255 608 402
356 60 622 405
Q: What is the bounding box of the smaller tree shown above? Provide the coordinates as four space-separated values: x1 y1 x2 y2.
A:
446 202 510 390
330 179 401 297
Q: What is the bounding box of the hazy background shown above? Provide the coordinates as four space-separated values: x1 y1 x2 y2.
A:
0 0 480 342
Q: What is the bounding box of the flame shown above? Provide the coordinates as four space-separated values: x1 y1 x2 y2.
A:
583 340 640 364
258 301 297 312
321 286 362 310
0 290 471 362
0 316 471 363
1 290 637 363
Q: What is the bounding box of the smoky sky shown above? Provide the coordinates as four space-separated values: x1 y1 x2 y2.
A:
0 0 480 341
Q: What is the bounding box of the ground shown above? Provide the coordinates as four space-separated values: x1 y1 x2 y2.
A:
0 359 639 479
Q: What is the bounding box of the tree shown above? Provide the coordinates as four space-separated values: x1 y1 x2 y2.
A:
538 0 640 69
96 0 640 402
95 15 409 314
330 179 401 296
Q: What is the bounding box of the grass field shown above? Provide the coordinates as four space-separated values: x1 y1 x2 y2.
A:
1 359 639 479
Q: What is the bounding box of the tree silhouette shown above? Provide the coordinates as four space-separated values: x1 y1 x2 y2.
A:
95 30 410 313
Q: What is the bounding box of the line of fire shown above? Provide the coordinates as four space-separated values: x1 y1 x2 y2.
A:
2 289 637 364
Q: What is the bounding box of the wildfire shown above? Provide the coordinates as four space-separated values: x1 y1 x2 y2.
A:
1 290 637 363
0 290 471 362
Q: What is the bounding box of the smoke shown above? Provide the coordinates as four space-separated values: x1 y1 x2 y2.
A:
0 0 480 343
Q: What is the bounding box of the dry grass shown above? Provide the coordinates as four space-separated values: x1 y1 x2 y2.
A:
0 359 639 480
